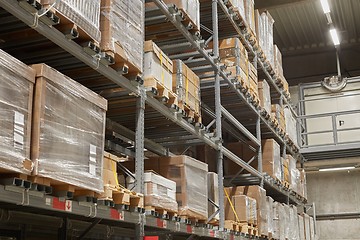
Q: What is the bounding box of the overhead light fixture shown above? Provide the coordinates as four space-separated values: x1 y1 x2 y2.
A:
320 0 331 14
319 166 355 172
330 28 340 46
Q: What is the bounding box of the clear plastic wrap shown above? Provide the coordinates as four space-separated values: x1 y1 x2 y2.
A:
144 41 173 93
272 104 286 131
262 139 282 181
287 155 297 186
0 49 35 175
257 11 274 66
298 214 305 240
273 44 283 77
310 216 316 240
289 206 300 240
272 201 280 239
282 204 290 240
258 80 271 114
145 155 208 220
208 172 219 221
242 186 267 234
146 0 200 29
266 196 274 236
284 106 299 148
230 195 257 224
244 0 255 35
300 169 308 199
31 64 106 193
40 0 101 42
291 168 301 195
128 172 178 212
101 0 144 73
303 214 311 240
173 60 201 115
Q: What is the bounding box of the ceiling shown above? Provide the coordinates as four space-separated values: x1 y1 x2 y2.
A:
254 0 360 85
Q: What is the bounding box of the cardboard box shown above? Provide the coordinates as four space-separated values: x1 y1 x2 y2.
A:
225 195 257 224
272 104 286 131
273 44 283 77
0 49 35 175
145 155 208 220
298 214 305 240
128 171 178 212
226 186 268 235
303 213 311 240
258 80 272 114
31 64 107 193
144 40 173 93
284 106 298 147
266 197 274 237
100 0 143 74
172 60 201 115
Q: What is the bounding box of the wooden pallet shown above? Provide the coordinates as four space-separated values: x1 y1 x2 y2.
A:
282 181 290 190
101 42 142 79
145 206 178 219
144 77 179 107
178 101 202 124
98 185 144 208
239 223 258 236
261 108 272 120
224 220 239 232
41 3 100 48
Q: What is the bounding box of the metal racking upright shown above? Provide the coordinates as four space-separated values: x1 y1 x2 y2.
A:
0 0 307 239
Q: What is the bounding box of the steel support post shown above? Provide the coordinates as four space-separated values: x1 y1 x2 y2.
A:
58 218 68 240
256 117 264 187
212 0 224 230
135 92 146 239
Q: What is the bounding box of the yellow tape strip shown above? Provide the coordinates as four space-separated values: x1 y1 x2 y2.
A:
224 188 240 222
160 53 164 85
112 161 119 186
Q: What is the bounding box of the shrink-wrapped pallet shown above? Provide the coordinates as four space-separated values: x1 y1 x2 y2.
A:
289 206 300 240
255 10 274 66
31 64 106 193
146 0 200 30
282 204 291 240
310 216 316 240
208 172 219 221
144 41 174 98
145 155 208 220
300 169 308 199
272 202 281 240
40 0 101 42
258 80 271 114
0 50 35 175
244 0 256 35
266 197 274 237
235 186 268 235
262 139 282 181
100 0 144 74
172 60 201 118
273 44 283 77
303 213 311 240
226 195 257 224
272 104 286 131
128 172 178 213
298 214 305 240
284 106 299 148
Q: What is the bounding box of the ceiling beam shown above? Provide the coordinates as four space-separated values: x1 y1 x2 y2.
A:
255 0 312 10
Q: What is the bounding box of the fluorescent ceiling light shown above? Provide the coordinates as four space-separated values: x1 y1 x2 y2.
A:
320 0 330 14
330 28 340 46
319 166 355 172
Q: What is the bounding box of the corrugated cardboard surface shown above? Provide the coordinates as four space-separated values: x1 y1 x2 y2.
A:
0 49 35 175
31 64 106 193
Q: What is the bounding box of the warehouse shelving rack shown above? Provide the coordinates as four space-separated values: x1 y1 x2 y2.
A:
0 0 306 239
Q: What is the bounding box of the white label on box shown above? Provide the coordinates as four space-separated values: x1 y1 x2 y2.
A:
89 144 97 162
14 111 24 149
89 163 96 175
